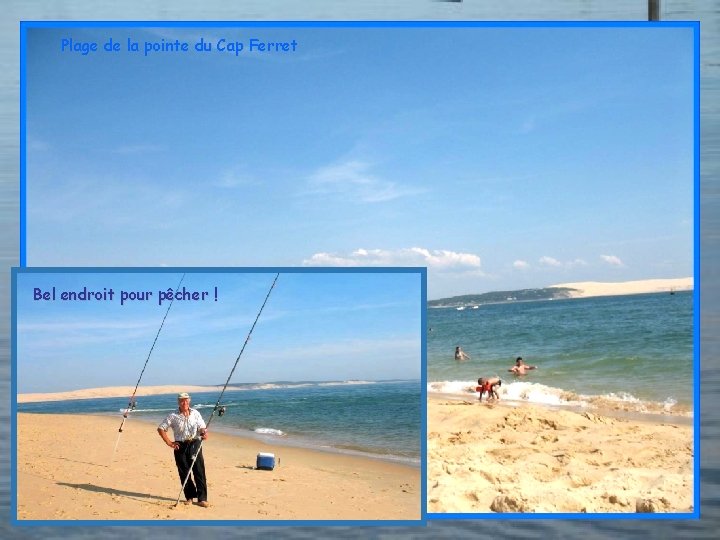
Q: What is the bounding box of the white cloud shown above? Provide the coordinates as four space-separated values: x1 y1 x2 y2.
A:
303 247 481 270
539 256 562 267
406 247 481 269
303 252 362 266
307 160 425 203
513 260 530 270
601 254 625 267
537 256 588 269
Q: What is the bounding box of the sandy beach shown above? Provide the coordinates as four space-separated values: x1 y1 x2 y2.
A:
17 385 227 404
428 396 693 514
16 412 420 521
550 277 693 299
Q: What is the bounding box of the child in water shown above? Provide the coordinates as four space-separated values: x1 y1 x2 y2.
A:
476 377 502 401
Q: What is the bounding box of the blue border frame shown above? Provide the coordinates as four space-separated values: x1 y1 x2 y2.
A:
19 25 26 267
18 20 700 521
693 19 701 521
11 266 428 527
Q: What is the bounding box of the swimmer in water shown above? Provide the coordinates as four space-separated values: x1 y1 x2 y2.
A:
455 346 471 362
508 357 537 375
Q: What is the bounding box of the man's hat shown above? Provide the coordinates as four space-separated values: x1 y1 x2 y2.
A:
177 392 191 399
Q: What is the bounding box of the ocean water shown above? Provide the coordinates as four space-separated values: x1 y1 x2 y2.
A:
18 380 421 464
428 291 694 416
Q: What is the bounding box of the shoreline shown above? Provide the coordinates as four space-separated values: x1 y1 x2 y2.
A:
17 384 228 403
428 390 693 424
212 426 420 467
427 395 693 513
427 381 694 419
16 412 420 521
134 413 421 467
17 383 421 466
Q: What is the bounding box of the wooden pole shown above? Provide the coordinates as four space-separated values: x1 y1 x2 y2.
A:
649 0 660 21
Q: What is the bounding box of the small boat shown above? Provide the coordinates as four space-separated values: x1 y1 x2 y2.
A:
456 306 465 311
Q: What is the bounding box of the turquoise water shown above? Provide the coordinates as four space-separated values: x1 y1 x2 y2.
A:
428 291 694 414
18 380 421 464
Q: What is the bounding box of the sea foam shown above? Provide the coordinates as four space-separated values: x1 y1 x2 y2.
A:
254 427 285 436
428 379 691 416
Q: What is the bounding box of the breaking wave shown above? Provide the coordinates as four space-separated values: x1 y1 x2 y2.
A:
427 379 692 417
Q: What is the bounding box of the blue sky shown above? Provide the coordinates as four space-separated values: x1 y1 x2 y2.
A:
25 24 695 298
16 270 422 392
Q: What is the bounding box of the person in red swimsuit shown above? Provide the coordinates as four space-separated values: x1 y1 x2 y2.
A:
476 377 501 401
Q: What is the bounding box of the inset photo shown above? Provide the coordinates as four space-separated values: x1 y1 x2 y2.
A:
427 282 695 515
12 268 425 524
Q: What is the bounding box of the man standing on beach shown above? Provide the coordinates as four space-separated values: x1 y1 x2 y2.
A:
157 392 210 507
508 357 538 375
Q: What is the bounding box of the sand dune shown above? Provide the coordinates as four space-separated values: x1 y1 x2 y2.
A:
18 385 226 403
550 277 693 299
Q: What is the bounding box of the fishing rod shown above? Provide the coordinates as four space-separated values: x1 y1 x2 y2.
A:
173 272 279 507
112 273 186 459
